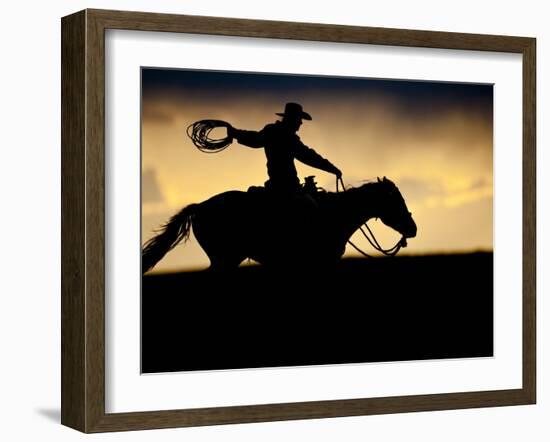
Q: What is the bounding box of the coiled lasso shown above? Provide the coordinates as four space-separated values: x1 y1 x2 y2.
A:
186 119 233 153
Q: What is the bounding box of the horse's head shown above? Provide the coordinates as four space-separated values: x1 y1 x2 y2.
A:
373 177 417 239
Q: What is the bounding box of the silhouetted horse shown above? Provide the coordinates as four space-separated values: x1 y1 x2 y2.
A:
142 177 416 273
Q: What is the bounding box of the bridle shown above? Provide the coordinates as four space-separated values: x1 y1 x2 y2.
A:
336 176 408 258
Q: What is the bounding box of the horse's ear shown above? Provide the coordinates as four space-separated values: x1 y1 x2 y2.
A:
377 177 381 183
383 176 387 182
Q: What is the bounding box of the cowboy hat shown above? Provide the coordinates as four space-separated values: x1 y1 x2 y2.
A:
275 102 312 121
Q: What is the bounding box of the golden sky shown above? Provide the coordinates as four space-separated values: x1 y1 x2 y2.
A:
142 69 493 273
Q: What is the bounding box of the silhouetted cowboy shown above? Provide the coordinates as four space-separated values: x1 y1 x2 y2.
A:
227 103 342 194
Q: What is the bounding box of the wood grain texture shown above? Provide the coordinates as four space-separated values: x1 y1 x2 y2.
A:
90 389 530 433
60 8 537 433
522 38 536 403
84 10 107 432
61 10 86 432
88 8 532 52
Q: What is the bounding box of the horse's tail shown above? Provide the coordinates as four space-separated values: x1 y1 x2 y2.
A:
142 203 199 274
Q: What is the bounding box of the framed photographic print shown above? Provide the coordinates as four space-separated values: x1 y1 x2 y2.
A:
61 9 536 433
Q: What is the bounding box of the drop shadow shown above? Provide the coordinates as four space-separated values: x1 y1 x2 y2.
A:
35 408 60 423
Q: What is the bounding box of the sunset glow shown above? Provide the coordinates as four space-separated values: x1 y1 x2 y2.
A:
142 69 493 273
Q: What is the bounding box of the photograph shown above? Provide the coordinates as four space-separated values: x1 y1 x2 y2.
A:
57 6 536 434
140 67 494 374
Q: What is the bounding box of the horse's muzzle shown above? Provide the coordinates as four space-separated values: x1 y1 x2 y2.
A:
404 220 417 239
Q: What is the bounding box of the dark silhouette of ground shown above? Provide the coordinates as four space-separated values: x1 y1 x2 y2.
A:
141 252 493 373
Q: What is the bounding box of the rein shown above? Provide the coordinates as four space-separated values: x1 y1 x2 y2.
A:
336 177 407 258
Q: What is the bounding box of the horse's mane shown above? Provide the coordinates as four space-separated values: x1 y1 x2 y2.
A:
318 179 399 211
314 181 373 210
322 180 384 197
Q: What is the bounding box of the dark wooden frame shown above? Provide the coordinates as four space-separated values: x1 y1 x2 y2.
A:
61 8 536 433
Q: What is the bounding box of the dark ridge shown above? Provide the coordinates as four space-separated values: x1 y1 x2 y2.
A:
142 252 493 373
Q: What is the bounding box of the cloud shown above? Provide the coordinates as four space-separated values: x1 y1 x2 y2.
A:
395 176 492 210
397 177 446 204
140 71 494 271
142 168 164 204
469 177 490 190
142 104 176 125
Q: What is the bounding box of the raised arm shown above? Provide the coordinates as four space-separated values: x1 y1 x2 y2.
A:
294 140 342 177
228 126 265 148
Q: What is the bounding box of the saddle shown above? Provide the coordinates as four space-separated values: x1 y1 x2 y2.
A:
247 176 321 199
246 176 322 225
